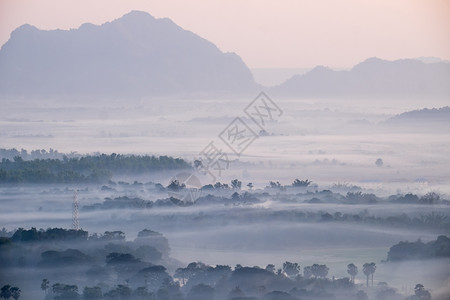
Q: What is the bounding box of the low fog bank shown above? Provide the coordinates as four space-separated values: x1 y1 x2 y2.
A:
1 178 449 299
1 225 449 300
1 96 449 195
2 95 450 299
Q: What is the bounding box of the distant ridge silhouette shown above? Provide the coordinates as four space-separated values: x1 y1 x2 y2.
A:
1 12 448 99
385 106 450 123
271 57 450 99
0 11 259 98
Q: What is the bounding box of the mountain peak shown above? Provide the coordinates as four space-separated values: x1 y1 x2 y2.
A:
113 10 156 25
9 24 39 38
123 10 154 18
308 65 333 74
352 57 387 71
0 11 258 98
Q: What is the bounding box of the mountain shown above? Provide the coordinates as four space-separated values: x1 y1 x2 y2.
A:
272 57 450 99
0 11 258 98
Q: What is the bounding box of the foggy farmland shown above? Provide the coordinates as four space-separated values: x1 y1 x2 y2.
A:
1 3 450 300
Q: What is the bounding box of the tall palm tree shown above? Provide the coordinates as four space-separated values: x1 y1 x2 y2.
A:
347 263 358 283
41 279 50 295
362 262 376 287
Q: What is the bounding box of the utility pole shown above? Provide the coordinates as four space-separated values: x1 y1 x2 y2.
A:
72 190 79 230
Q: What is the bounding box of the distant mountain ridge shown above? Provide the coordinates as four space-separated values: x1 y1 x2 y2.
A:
0 11 258 98
1 11 449 99
272 57 450 99
385 106 450 123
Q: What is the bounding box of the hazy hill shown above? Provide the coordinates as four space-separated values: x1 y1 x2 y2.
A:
378 106 450 133
385 106 450 124
0 11 258 98
272 57 450 99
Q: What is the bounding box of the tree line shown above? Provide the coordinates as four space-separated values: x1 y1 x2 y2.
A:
0 154 190 183
0 227 437 300
387 235 450 261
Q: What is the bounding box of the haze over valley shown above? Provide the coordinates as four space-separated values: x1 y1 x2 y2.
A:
0 4 449 300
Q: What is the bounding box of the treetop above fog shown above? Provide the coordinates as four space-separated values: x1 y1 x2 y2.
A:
387 235 450 261
0 153 190 183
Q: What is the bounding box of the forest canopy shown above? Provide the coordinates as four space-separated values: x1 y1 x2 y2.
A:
0 153 190 183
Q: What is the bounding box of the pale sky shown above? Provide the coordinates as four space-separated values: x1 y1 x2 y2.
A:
0 0 449 68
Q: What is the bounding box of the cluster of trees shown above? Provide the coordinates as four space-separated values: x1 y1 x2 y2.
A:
84 189 264 211
1 227 167 298
20 259 431 300
389 192 443 205
406 284 432 300
0 148 76 161
81 188 449 230
3 227 166 245
83 196 155 211
387 235 450 261
7 227 138 243
0 285 21 300
0 227 169 271
0 154 190 183
303 264 329 279
267 179 313 189
10 228 88 243
33 260 379 300
344 192 379 204
155 177 447 207
312 210 449 229
3 275 434 300
0 226 439 300
168 178 313 194
197 179 243 191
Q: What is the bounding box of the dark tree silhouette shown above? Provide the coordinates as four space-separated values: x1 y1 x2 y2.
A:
52 283 79 299
269 181 281 189
41 279 50 296
231 192 240 201
375 158 383 167
167 180 185 192
420 192 440 204
9 287 20 300
174 262 207 285
347 263 358 283
231 179 242 190
414 284 431 300
104 285 131 299
82 286 102 299
309 264 329 278
265 264 275 273
0 285 12 300
174 267 190 285
0 153 190 183
292 179 312 187
303 266 313 279
0 285 20 300
362 262 376 287
282 261 300 278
